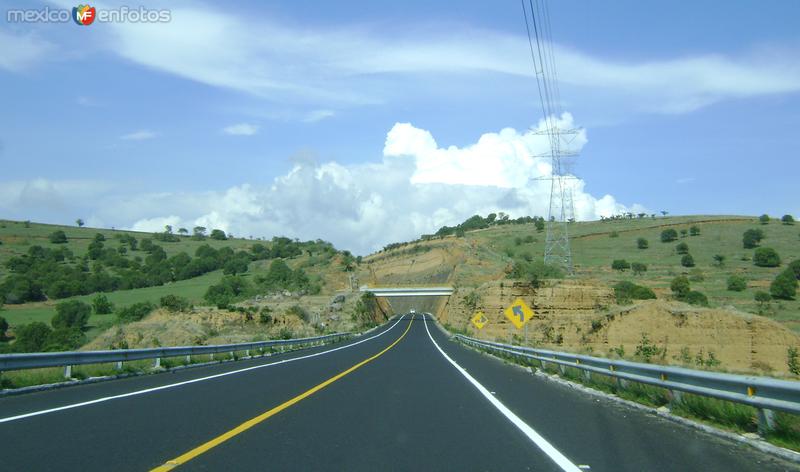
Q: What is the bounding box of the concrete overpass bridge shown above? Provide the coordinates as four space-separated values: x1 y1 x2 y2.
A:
359 286 454 297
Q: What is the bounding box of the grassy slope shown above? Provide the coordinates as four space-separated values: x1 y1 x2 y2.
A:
399 215 799 331
0 220 274 330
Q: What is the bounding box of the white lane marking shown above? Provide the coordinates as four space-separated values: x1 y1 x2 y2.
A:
0 315 408 424
422 315 582 472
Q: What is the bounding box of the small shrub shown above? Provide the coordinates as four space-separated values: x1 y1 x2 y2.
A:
742 229 765 249
613 281 656 304
688 269 704 282
661 229 678 243
286 305 310 323
753 247 781 267
91 294 114 315
634 334 664 363
684 291 709 307
160 294 192 313
782 215 795 225
117 301 155 323
726 275 747 292
689 225 700 236
609 231 619 238
676 242 689 255
754 291 772 308
788 347 800 376
713 254 726 267
680 229 688 238
611 259 631 272
789 260 800 280
759 214 770 225
671 276 691 299
279 327 294 340
681 254 695 267
631 262 647 275
48 230 68 244
259 306 273 324
636 237 648 249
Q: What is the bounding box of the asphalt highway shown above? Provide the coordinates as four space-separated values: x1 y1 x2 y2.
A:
0 314 796 471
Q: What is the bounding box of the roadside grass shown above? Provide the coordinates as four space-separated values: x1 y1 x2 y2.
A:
477 344 800 452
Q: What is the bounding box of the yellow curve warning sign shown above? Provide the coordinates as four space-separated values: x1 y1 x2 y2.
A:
504 298 534 329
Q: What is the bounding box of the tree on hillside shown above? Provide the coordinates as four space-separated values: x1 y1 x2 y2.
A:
13 322 52 352
52 300 91 330
689 225 700 236
660 211 668 217
178 228 189 236
534 218 545 232
210 229 228 241
771 269 798 300
660 229 678 242
742 229 765 249
164 225 173 234
91 294 114 315
782 215 795 225
754 291 772 309
671 276 691 299
48 231 67 244
612 259 631 272
789 260 800 280
753 247 781 267
713 254 726 267
631 262 647 275
676 242 689 254
680 229 688 238
637 238 649 249
681 254 695 267
192 226 207 240
759 214 770 225
727 275 747 292
76 219 84 228
0 316 8 340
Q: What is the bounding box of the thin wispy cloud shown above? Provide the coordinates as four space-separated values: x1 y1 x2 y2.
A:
120 130 157 141
303 110 335 123
676 177 695 184
82 5 800 116
223 123 259 136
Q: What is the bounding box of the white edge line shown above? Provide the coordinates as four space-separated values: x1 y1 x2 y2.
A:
0 315 407 424
422 315 582 472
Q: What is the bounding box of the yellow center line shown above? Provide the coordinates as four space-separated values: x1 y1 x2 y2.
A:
151 317 415 471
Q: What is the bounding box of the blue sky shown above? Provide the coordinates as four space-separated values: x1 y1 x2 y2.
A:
1 0 799 253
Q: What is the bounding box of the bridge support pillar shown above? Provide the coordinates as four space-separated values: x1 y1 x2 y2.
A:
758 408 775 435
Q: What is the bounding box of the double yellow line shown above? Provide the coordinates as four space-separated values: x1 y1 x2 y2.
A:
151 317 414 471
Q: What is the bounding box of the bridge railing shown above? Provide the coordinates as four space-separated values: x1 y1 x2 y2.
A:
0 332 352 380
453 334 800 434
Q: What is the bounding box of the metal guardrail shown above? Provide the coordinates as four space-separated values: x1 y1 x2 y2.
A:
454 334 800 433
0 332 352 379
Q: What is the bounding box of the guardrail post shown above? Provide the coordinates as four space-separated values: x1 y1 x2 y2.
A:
669 390 683 406
245 349 250 358
185 355 191 364
153 357 161 369
583 370 592 382
115 361 123 371
230 351 236 360
758 408 775 435
210 353 215 361
64 365 72 379
558 364 566 376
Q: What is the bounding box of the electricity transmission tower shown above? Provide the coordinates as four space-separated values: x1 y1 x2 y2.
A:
521 0 577 275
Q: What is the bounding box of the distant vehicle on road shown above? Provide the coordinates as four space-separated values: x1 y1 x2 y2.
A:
410 308 416 314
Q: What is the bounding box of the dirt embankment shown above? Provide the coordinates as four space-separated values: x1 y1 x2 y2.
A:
443 280 800 377
84 293 366 350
